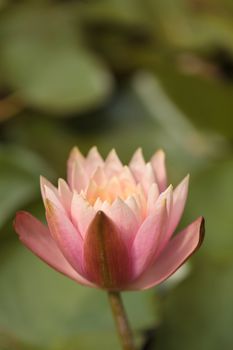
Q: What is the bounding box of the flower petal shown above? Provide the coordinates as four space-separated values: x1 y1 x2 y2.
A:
102 198 140 246
129 148 146 182
85 147 104 176
167 174 189 237
151 149 167 192
83 211 131 289
132 196 168 278
70 160 88 192
71 193 96 238
40 176 59 204
14 211 93 287
158 175 189 253
45 200 84 275
67 147 85 186
58 178 72 214
147 183 160 214
129 217 205 290
40 177 67 215
104 149 123 177
91 167 107 186
118 166 136 186
141 163 156 194
125 196 142 221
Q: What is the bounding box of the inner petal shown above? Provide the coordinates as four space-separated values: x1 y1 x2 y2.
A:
85 176 142 206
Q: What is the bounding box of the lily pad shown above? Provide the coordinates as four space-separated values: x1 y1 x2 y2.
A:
0 146 53 230
0 4 112 115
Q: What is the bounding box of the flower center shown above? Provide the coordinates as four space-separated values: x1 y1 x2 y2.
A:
86 178 138 205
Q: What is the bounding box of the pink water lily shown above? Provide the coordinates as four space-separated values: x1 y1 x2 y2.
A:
14 147 204 291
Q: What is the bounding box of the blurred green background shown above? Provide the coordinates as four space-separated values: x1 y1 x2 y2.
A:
0 0 233 349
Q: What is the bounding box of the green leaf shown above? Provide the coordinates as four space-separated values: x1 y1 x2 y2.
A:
0 146 53 230
154 59 233 138
80 0 147 25
0 4 112 115
184 158 233 263
0 332 42 350
155 261 233 350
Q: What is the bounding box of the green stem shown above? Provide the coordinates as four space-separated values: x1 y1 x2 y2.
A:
108 291 136 350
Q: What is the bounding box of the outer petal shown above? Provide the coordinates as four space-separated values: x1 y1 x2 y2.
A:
132 196 168 278
101 198 140 246
153 177 188 256
45 200 84 275
170 174 189 227
40 176 59 206
128 217 205 290
150 149 167 192
83 211 131 289
14 211 94 287
163 175 189 247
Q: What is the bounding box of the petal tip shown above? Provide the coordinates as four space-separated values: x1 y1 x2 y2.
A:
39 175 46 188
13 211 25 232
197 216 205 248
154 148 166 158
69 146 83 159
184 173 190 183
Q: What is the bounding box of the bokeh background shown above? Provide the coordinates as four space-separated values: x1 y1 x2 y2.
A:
0 0 233 349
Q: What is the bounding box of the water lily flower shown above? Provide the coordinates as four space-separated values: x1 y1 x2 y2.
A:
14 147 204 291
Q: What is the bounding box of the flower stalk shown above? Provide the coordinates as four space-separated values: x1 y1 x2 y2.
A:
108 291 136 350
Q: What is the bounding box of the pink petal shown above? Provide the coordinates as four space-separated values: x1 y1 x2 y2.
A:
102 198 139 246
14 211 94 287
93 198 104 211
125 196 142 221
85 147 104 176
58 178 72 214
105 177 123 201
129 148 146 182
128 217 205 290
151 149 167 192
45 200 84 275
152 185 174 256
40 176 59 205
91 167 106 186
141 163 156 194
134 184 147 217
70 160 88 192
83 211 131 289
147 183 160 214
132 196 168 278
118 166 136 186
167 174 189 237
85 179 101 204
40 177 66 214
104 149 123 177
67 147 85 186
151 185 173 216
71 193 96 238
